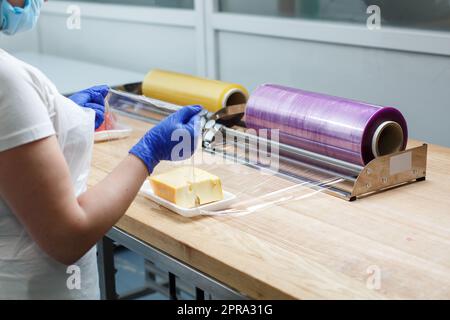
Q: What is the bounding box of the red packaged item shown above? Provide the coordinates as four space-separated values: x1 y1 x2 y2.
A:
96 112 117 132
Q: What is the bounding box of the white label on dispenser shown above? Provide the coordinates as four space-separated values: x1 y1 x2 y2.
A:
390 152 412 176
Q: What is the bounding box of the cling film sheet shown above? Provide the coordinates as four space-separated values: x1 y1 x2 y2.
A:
93 90 136 144
99 86 351 219
142 136 347 218
90 90 140 187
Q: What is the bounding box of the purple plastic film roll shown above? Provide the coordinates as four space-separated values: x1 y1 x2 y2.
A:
245 84 408 166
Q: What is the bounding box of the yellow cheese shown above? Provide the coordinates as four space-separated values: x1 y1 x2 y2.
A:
149 167 224 209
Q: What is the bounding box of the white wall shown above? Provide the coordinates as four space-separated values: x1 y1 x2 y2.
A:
0 29 39 53
39 14 197 74
37 2 199 74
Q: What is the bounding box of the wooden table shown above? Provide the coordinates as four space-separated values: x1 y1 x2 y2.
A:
90 115 450 300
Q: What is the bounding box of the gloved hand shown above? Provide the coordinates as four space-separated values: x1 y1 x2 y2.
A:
130 105 203 174
68 85 110 130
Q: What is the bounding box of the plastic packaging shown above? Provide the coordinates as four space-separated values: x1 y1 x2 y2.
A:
94 90 133 143
105 87 349 218
140 145 345 218
142 69 249 113
245 84 408 165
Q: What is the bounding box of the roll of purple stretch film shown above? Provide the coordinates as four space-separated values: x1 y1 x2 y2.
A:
245 84 408 166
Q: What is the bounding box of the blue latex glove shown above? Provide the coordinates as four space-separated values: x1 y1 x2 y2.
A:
130 105 203 174
68 85 110 130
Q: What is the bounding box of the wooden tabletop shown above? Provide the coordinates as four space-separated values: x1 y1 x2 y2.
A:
89 115 450 300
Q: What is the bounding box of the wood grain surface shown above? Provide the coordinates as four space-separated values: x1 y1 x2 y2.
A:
89 115 450 300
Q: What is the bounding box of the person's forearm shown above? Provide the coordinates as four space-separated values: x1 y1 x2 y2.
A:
74 155 148 258
0 134 150 265
81 155 148 223
1 104 200 265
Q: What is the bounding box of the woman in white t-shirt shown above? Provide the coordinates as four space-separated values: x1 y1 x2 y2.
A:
0 0 202 299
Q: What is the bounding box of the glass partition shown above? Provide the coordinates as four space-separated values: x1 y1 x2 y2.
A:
218 0 450 31
55 0 194 9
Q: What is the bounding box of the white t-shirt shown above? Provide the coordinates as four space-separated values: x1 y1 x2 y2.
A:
0 49 100 300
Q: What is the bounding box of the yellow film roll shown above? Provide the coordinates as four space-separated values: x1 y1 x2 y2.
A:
142 69 248 113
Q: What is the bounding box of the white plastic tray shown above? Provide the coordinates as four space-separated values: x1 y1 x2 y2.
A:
140 181 237 218
94 123 132 143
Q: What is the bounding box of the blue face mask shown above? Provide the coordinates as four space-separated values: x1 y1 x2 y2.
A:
0 0 43 36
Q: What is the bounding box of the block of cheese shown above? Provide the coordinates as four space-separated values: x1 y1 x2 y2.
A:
149 167 224 209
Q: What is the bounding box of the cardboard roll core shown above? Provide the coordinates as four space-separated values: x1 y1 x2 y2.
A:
372 121 404 158
223 89 247 108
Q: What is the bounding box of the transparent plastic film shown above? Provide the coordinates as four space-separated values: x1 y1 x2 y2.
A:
90 89 139 180
246 84 408 165
142 130 349 218
101 86 359 218
112 86 356 217
93 90 135 144
93 87 179 148
202 133 347 217
106 88 181 121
